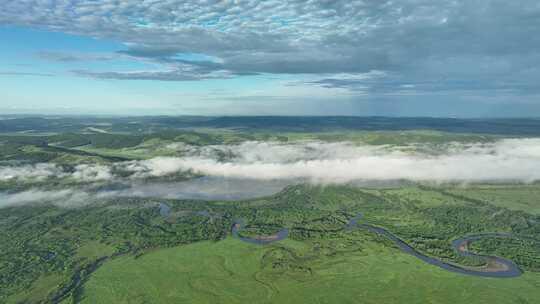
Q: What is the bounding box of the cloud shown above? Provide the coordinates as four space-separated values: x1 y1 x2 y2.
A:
1 0 539 100
0 189 93 208
102 177 291 201
0 71 55 77
0 163 64 181
3 138 540 208
73 67 234 81
0 176 291 208
0 163 110 182
71 164 112 181
37 51 117 62
121 157 191 178
3 139 540 190
124 139 540 183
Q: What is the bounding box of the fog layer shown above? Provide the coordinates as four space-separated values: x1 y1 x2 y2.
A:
136 139 540 183
2 139 540 184
2 139 540 207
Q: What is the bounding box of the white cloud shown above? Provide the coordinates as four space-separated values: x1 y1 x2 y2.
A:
0 163 65 181
2 138 540 208
71 164 113 181
122 157 189 178
126 139 540 183
3 139 540 187
0 189 93 208
0 163 111 182
2 0 539 100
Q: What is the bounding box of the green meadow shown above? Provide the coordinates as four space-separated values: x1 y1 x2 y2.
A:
80 237 540 304
3 182 540 303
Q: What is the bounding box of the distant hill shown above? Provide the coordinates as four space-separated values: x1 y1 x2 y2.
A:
1 115 540 136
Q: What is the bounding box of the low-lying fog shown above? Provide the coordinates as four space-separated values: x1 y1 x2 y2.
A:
0 177 294 208
1 138 540 207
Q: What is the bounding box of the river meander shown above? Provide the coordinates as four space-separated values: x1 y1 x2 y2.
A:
230 213 522 278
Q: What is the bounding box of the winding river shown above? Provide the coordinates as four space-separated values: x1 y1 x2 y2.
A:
231 213 522 278
231 219 290 245
347 214 522 278
157 184 522 279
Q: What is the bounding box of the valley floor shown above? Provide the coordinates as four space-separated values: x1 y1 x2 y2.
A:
80 237 540 304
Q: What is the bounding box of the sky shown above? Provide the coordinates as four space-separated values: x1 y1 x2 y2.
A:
0 0 539 117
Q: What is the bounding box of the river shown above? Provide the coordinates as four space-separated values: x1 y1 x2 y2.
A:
348 214 522 278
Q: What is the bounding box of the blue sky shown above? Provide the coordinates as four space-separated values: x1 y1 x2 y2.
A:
1 1 540 117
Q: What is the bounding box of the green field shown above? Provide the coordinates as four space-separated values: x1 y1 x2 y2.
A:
79 237 540 304
445 185 540 215
2 183 540 303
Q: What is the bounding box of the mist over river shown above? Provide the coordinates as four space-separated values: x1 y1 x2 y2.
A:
0 176 410 208
101 176 295 201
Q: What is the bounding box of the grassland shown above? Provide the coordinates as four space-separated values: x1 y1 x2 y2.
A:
2 183 539 303
445 185 540 215
79 237 540 304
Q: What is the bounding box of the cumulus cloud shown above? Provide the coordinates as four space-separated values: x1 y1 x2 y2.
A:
1 0 539 100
